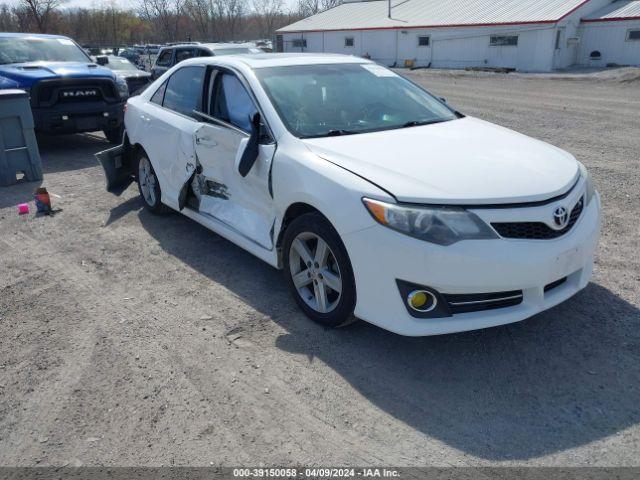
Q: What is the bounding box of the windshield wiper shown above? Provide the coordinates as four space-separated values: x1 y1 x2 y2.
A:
402 119 448 128
325 129 357 136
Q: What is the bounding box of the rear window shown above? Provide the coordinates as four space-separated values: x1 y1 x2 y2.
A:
162 66 205 118
175 49 195 63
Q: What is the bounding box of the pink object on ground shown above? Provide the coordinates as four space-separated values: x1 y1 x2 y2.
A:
17 203 29 215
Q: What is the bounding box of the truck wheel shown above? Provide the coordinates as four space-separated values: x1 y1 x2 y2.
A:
104 126 124 144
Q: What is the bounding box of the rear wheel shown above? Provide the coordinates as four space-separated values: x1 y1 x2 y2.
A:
136 151 164 213
283 213 357 328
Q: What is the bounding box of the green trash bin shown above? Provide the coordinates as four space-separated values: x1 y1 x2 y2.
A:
0 89 43 186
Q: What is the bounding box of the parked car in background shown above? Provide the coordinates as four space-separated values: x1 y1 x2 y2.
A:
95 55 151 96
99 54 601 336
151 43 263 79
0 33 127 143
118 48 141 65
144 44 160 55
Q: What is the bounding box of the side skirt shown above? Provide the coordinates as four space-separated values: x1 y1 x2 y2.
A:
179 207 280 268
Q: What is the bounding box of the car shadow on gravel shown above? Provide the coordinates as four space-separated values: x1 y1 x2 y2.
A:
136 206 639 461
0 178 43 209
277 284 640 461
37 133 110 174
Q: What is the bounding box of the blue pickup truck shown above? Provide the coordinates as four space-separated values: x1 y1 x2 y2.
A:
0 33 128 143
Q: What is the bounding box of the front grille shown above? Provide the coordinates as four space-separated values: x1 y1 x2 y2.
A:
492 197 584 240
32 78 118 107
444 290 523 314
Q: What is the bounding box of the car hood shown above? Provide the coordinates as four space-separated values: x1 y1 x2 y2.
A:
115 70 151 79
0 62 115 86
302 117 580 204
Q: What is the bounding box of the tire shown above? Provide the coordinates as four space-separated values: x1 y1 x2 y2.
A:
283 212 357 328
103 126 124 144
136 150 164 213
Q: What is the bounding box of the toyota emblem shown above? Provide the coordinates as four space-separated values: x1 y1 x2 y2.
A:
553 206 569 228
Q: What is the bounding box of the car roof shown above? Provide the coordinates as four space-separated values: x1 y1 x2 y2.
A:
0 32 71 40
196 53 371 69
160 42 257 51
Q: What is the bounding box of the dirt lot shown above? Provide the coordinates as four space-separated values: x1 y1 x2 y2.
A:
0 70 638 467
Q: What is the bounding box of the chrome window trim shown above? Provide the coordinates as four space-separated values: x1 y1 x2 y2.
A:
448 294 523 306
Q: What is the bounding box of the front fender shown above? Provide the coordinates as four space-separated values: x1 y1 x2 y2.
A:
272 143 393 242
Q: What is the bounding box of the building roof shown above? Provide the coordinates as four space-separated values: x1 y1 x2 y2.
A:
582 0 640 22
277 0 593 33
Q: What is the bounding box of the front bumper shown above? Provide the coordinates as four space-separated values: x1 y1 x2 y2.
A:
342 193 601 336
33 101 125 134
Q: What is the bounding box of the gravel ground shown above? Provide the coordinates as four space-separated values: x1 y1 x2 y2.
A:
0 70 638 467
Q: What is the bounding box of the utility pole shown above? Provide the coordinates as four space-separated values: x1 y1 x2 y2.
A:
388 0 391 18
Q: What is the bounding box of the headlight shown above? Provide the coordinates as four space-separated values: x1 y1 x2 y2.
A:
115 75 129 99
362 198 498 246
578 162 596 205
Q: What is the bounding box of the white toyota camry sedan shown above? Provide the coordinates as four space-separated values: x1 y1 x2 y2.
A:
99 53 601 336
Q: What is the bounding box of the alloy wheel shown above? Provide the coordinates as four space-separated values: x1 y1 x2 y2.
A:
138 156 157 206
289 232 343 314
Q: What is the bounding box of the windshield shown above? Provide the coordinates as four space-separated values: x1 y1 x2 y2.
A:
256 63 459 138
105 56 139 72
0 37 90 65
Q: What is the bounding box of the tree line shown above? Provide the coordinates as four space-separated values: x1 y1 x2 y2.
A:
0 0 339 46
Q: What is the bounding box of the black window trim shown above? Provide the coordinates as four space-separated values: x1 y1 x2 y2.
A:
194 64 275 144
150 64 207 122
418 35 430 47
345 37 355 47
150 79 168 106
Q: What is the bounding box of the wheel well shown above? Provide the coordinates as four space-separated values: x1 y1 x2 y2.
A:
125 138 146 175
275 203 324 267
277 203 319 247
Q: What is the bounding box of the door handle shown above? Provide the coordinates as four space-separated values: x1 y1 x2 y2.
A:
196 137 217 147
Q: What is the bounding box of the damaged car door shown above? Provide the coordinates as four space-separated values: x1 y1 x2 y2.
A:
149 65 206 210
188 68 276 250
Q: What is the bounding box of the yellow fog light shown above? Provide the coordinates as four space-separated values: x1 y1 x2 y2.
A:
407 290 437 312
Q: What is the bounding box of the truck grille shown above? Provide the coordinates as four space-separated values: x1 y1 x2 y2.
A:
32 78 119 107
492 197 584 240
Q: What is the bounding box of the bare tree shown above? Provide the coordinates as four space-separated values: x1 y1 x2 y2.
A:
297 0 339 17
19 0 67 33
0 5 19 31
252 0 283 39
138 0 186 42
184 0 215 40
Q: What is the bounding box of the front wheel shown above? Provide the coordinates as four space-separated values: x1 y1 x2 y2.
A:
283 212 357 328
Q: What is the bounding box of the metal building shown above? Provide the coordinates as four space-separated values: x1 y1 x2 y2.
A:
276 0 640 71
579 0 640 66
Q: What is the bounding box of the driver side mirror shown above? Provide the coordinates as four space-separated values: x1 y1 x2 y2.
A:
96 55 109 66
238 112 262 177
